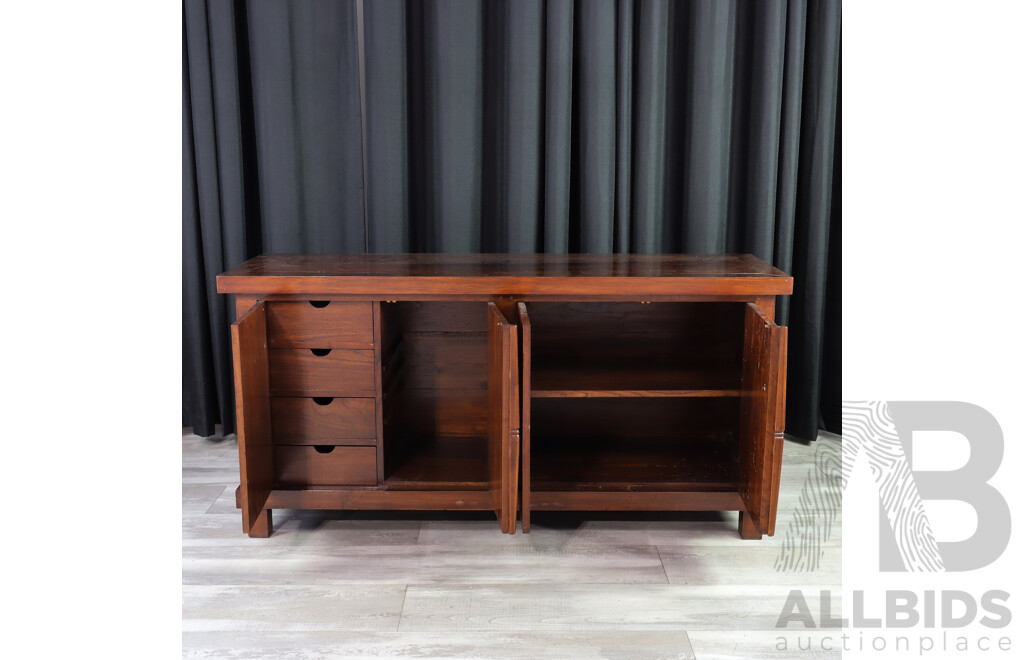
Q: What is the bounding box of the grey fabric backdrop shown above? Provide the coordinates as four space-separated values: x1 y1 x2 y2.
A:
184 0 841 441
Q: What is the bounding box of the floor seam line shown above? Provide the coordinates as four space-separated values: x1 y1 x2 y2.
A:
396 585 409 632
655 545 671 584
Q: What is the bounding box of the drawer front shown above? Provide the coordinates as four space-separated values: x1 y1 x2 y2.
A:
269 349 376 396
274 445 377 487
266 301 373 348
271 397 377 445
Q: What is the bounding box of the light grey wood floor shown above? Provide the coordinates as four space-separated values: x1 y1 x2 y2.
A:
183 430 842 659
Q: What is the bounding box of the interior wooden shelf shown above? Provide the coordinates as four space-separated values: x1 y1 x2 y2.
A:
530 435 738 492
384 435 488 490
530 360 741 398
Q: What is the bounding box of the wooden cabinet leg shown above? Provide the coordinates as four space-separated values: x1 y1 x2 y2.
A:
738 512 762 540
248 508 273 538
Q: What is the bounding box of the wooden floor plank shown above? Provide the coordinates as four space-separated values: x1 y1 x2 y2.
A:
182 630 696 659
182 511 422 546
418 512 841 548
398 584 841 632
182 484 232 515
182 543 668 586
657 545 841 586
182 584 407 632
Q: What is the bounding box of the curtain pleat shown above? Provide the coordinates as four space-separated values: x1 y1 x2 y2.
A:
631 0 669 254
502 0 545 252
543 0 575 253
183 0 841 441
363 0 410 252
787 0 841 440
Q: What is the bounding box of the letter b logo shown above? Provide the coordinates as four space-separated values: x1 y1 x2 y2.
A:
843 401 1010 572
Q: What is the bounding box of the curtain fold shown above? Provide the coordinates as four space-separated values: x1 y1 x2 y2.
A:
183 0 841 441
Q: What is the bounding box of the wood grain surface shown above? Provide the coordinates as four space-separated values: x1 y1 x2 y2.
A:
217 253 793 296
270 397 377 444
268 348 376 396
265 301 374 347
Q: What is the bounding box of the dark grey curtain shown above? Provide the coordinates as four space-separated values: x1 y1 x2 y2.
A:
184 0 841 441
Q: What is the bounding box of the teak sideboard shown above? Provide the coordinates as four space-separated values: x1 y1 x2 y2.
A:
217 254 791 539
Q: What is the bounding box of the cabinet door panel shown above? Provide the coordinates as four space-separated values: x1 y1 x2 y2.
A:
517 302 532 533
231 301 273 536
739 303 787 536
487 303 520 534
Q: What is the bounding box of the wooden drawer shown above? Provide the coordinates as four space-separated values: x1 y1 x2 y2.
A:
269 349 375 396
266 301 373 348
274 445 377 487
271 397 377 445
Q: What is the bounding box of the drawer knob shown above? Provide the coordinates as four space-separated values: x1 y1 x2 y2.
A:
312 397 334 406
313 445 335 454
310 348 332 357
309 300 330 309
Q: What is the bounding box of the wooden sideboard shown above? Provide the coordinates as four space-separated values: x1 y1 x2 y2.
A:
217 254 791 539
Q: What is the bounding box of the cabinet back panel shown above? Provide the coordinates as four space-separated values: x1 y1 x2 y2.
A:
531 397 739 441
527 302 743 372
382 301 488 334
381 302 491 457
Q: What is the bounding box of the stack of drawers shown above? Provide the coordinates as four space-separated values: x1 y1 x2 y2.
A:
264 301 379 487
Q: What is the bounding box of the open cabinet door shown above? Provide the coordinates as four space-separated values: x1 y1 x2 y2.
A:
738 302 788 539
487 302 520 534
516 302 532 533
231 302 274 537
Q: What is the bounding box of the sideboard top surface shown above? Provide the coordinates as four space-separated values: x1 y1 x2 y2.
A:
218 253 793 297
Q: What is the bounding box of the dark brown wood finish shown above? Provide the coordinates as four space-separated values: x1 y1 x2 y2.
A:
234 295 258 320
530 491 745 511
516 302 532 533
377 301 492 493
767 325 788 536
529 397 739 440
530 436 738 491
487 303 519 534
526 301 744 398
265 301 374 348
273 445 377 487
270 397 377 444
372 301 386 483
737 302 786 539
385 436 488 489
266 489 494 510
738 511 760 539
230 302 273 537
218 253 793 296
219 254 791 539
268 348 376 396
